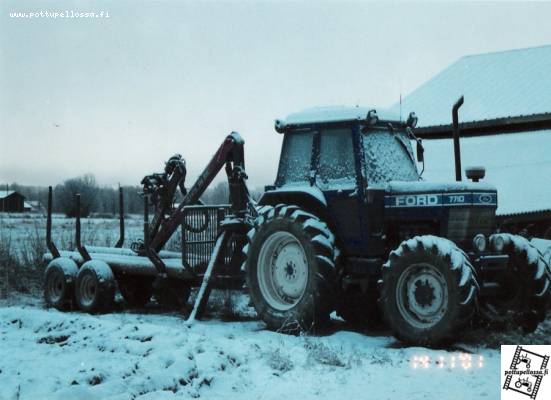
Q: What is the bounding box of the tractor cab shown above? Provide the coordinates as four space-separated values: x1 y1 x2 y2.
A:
267 106 498 256
270 106 420 256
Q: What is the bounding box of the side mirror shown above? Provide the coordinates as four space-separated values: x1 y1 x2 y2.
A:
416 139 424 163
407 112 418 128
366 109 379 126
465 166 485 182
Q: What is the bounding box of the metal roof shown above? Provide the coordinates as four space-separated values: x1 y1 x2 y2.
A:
0 190 18 199
388 44 551 128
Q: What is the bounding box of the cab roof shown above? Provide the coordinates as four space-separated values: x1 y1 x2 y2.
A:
275 105 404 132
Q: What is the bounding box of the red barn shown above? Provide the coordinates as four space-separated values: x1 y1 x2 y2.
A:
0 191 26 212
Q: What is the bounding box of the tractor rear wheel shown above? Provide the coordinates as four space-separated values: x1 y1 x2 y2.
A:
75 260 116 313
380 235 478 346
244 204 337 333
44 258 79 310
480 234 550 332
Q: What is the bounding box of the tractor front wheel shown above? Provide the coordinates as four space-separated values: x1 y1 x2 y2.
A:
479 234 550 332
380 235 478 346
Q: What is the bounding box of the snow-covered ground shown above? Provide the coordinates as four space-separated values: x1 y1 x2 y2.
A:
0 294 521 400
2 214 550 399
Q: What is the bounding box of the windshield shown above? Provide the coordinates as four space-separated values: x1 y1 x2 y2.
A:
362 128 419 183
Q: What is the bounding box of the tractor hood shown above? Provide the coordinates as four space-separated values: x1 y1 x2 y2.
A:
384 181 497 209
383 181 498 245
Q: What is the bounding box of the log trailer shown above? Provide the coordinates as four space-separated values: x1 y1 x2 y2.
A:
44 100 551 345
44 132 255 317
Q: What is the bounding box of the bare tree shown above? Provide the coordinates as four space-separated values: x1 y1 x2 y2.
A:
201 181 229 205
54 174 99 217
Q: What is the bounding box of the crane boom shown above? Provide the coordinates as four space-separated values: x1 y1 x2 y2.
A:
149 131 251 251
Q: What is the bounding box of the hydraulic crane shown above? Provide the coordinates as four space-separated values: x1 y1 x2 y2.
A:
138 132 256 319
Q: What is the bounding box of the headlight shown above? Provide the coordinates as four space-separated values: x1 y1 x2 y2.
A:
472 234 487 252
491 235 505 252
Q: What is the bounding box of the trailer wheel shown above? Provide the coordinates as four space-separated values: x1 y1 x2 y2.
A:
44 258 79 310
75 260 116 313
118 276 153 308
155 279 191 311
480 234 551 332
380 236 478 346
244 204 337 333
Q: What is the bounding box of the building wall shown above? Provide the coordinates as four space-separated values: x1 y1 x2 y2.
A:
0 193 25 212
420 130 551 216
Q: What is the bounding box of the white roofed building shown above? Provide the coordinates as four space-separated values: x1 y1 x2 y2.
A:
388 45 551 238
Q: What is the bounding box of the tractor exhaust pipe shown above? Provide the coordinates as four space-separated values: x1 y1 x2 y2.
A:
452 96 464 182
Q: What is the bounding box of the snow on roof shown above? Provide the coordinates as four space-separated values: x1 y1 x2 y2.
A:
0 190 17 199
277 105 401 128
421 129 551 215
388 45 551 127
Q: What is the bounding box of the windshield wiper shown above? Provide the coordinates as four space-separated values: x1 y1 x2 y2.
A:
394 135 414 163
385 123 416 165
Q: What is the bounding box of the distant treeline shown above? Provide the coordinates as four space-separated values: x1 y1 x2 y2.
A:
2 174 263 217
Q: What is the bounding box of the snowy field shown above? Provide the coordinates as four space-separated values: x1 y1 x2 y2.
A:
0 295 511 400
3 294 551 400
0 213 146 252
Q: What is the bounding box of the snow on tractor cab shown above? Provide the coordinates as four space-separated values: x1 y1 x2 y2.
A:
43 98 551 346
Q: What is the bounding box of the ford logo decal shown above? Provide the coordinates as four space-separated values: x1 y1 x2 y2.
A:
479 194 492 203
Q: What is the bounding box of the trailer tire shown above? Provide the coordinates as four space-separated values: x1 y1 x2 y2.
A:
75 260 116 313
380 235 478 346
244 204 337 333
118 276 153 308
155 280 191 311
44 258 79 310
481 234 551 332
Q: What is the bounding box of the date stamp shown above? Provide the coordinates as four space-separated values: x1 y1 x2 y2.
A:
410 353 485 370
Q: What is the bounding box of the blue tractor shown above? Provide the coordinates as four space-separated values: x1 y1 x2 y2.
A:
243 101 551 345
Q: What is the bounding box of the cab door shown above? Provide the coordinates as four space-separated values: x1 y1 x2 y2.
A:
316 126 364 255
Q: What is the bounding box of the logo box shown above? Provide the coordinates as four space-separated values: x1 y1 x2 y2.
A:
501 345 550 400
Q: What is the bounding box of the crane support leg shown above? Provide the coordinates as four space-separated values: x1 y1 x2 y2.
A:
186 231 228 324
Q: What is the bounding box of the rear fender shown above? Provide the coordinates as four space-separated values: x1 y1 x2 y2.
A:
258 187 332 226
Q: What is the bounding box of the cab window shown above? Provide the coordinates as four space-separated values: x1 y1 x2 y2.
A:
317 128 356 188
277 131 314 184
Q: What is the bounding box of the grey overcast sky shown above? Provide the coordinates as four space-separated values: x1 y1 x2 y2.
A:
1 0 551 189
